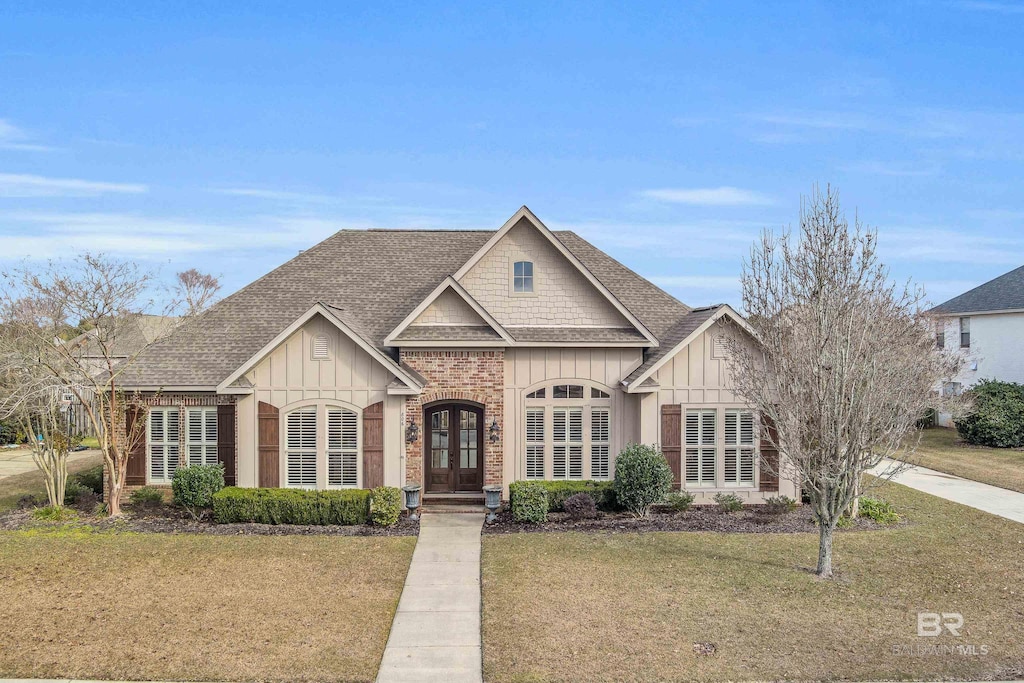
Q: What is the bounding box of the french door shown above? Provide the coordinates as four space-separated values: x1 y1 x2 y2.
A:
424 403 484 492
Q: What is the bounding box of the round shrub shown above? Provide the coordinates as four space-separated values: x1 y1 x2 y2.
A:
171 464 225 519
713 492 743 513
955 379 1024 447
613 444 673 518
763 495 797 516
511 482 548 523
129 485 165 507
370 486 402 527
563 492 597 520
857 496 899 524
663 490 695 514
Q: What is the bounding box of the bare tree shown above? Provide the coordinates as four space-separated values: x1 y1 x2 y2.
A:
726 186 965 578
0 254 218 516
175 269 220 317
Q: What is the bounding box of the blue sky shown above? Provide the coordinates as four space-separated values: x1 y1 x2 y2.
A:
2 1 1023 310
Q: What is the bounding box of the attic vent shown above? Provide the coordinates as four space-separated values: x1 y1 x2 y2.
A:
312 334 330 360
711 335 728 359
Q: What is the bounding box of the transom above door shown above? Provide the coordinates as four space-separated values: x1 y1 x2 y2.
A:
424 402 484 493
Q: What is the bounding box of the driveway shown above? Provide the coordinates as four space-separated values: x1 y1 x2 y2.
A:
0 447 101 480
869 457 1024 524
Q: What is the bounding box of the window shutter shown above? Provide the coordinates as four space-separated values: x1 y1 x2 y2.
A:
258 401 280 487
362 401 384 489
327 407 358 488
525 408 545 479
661 405 681 488
217 404 236 486
759 412 780 492
287 407 318 488
125 406 147 485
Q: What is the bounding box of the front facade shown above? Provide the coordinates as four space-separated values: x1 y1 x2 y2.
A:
123 207 797 503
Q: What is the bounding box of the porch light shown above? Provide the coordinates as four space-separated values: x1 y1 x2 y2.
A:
402 484 422 521
483 485 502 523
488 418 501 443
405 418 419 444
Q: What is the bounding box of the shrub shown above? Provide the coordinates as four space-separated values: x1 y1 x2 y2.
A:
510 482 548 523
72 490 99 513
172 464 225 519
72 465 104 495
713 492 744 513
32 506 77 522
663 490 695 514
613 444 673 518
857 496 899 524
509 480 616 512
563 493 597 520
17 493 42 509
955 379 1024 447
370 486 402 527
63 479 88 506
130 486 165 507
212 487 371 525
764 495 797 516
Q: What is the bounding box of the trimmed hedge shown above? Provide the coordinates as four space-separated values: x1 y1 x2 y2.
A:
212 487 371 525
510 482 548 523
508 480 616 513
955 379 1024 448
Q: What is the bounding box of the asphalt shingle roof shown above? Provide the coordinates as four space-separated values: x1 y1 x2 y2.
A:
930 265 1024 315
622 305 723 386
124 226 695 388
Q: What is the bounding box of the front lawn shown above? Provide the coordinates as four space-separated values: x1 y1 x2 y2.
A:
481 482 1024 682
909 427 1024 493
0 452 103 513
0 528 415 682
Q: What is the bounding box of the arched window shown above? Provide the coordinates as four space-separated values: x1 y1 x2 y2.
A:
523 381 612 481
513 261 534 293
283 402 360 489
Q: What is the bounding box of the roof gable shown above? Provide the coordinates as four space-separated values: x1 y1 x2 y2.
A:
383 277 513 345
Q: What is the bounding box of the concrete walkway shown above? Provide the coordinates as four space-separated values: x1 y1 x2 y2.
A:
376 512 484 683
0 448 100 480
870 457 1024 524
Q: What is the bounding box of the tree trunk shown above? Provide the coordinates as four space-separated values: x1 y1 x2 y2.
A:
816 519 835 577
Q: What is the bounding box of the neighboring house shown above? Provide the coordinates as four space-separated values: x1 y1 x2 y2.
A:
931 264 1024 426
120 207 797 504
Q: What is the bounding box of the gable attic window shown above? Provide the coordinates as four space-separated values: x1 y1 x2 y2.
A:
312 334 330 360
513 260 534 293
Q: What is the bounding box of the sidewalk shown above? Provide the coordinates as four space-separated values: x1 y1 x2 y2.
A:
0 448 101 480
870 457 1024 524
376 512 484 683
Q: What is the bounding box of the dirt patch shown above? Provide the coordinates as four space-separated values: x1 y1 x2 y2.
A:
483 503 903 534
0 503 419 536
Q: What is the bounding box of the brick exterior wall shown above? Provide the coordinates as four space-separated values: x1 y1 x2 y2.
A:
104 393 237 499
401 349 504 487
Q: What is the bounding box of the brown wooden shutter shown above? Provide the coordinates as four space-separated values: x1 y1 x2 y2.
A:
125 406 147 485
362 401 384 489
661 404 682 489
217 404 237 486
759 412 780 492
258 401 280 488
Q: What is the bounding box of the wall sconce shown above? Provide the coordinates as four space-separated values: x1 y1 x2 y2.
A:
488 418 501 444
405 418 419 444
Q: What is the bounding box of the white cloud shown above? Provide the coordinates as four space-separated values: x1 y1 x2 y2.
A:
209 187 337 203
750 112 874 131
880 226 1024 266
647 275 739 290
638 186 776 206
0 173 147 197
839 160 940 177
0 119 56 152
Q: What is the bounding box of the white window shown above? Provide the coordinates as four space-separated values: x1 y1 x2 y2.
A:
186 407 218 467
525 408 545 479
723 410 755 486
552 408 583 479
312 334 330 360
327 407 359 488
148 407 180 483
591 407 610 479
959 317 970 348
513 260 534 293
685 409 717 487
285 407 317 488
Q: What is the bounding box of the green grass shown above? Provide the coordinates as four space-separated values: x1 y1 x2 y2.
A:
907 427 1024 493
79 435 100 449
0 452 104 513
0 529 415 682
482 482 1024 682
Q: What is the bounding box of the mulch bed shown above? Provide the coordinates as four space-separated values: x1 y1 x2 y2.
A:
0 503 420 537
483 504 906 535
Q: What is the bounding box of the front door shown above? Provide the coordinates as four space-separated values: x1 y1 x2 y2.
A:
425 403 484 493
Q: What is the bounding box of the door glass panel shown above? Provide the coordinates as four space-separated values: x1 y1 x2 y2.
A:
460 410 478 469
431 410 449 469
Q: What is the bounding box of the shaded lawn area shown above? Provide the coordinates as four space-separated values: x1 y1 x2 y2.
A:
0 452 103 513
0 528 415 682
907 427 1024 494
482 482 1024 682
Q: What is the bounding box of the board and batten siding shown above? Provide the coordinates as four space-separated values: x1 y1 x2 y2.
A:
234 314 404 488
503 347 643 488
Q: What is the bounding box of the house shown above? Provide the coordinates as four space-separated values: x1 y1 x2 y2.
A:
120 207 796 504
